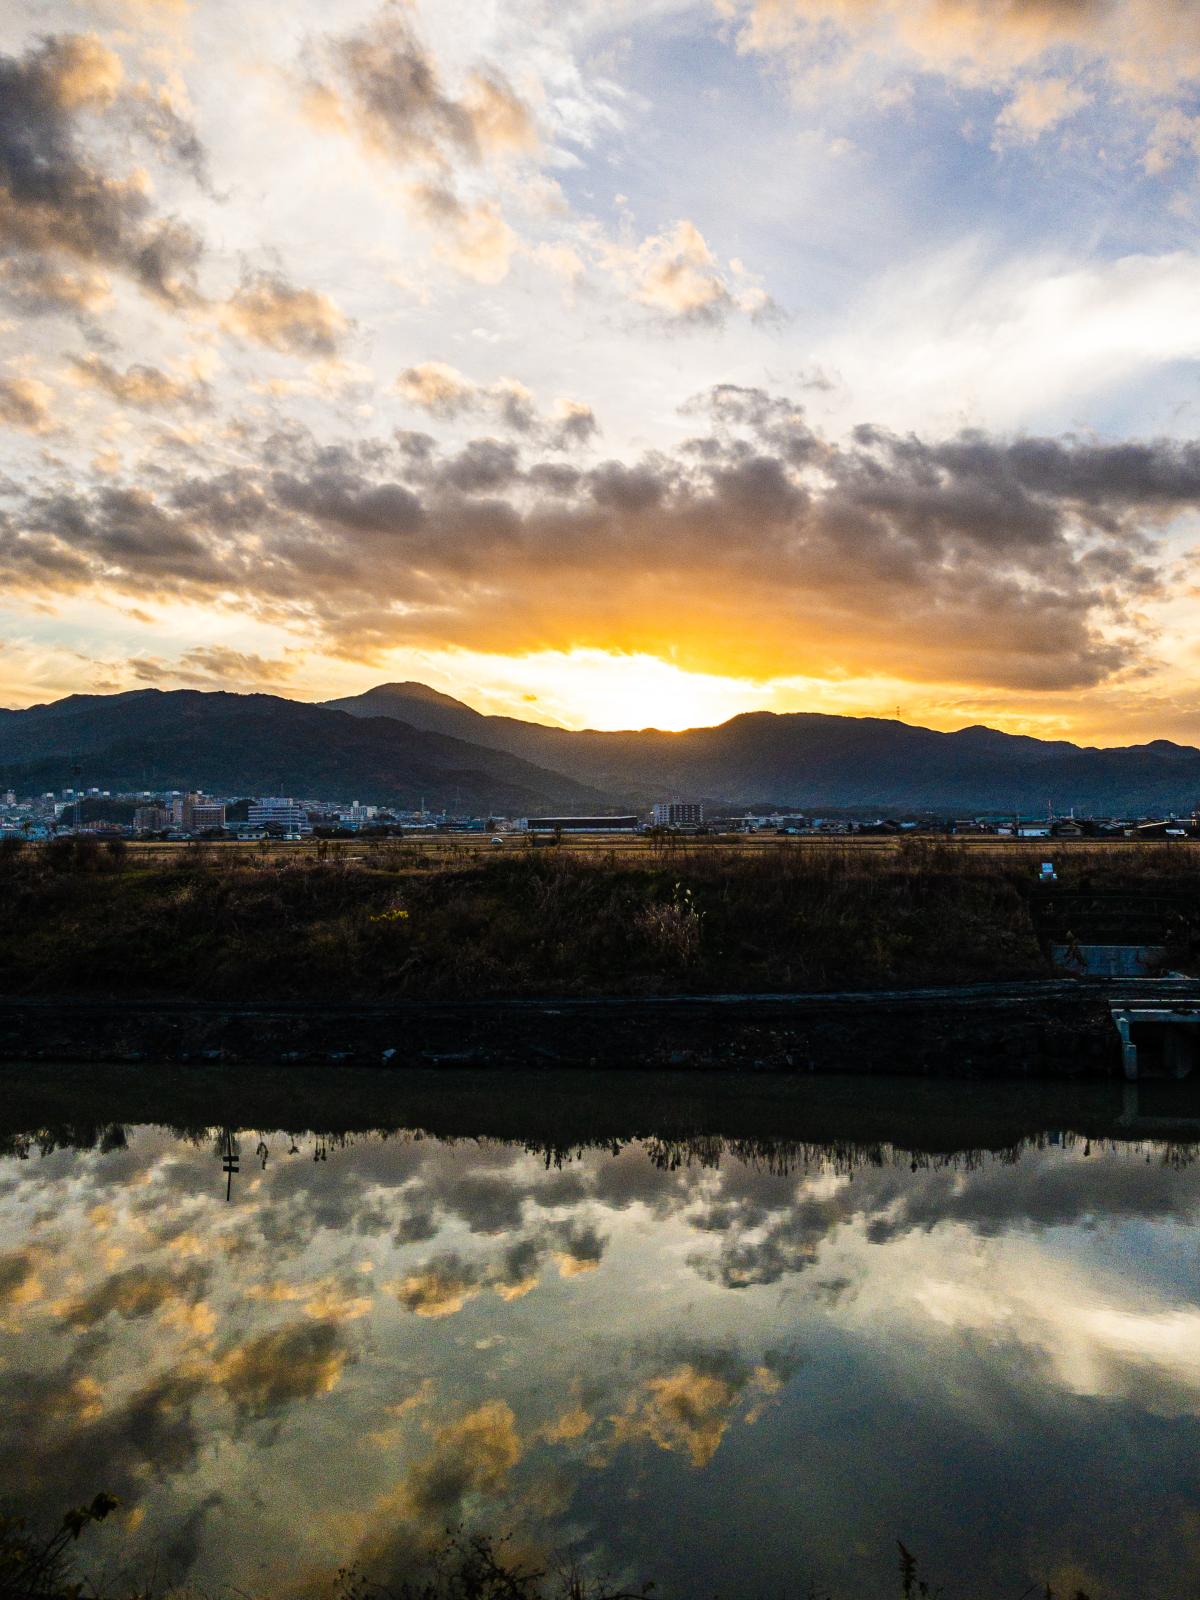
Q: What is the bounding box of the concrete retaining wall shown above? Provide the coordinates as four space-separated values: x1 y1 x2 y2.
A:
0 987 1125 1077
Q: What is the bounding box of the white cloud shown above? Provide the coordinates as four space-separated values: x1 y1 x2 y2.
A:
812 246 1200 436
598 218 777 325
994 76 1090 146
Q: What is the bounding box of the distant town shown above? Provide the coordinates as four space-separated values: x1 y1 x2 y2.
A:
3 787 1199 843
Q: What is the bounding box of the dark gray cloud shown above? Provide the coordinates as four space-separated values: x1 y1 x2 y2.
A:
3 384 1194 691
59 1261 209 1328
22 486 230 590
553 402 599 450
689 1142 1200 1289
0 1357 207 1534
443 438 521 494
0 33 205 308
273 468 424 536
0 1245 41 1309
216 1318 349 1417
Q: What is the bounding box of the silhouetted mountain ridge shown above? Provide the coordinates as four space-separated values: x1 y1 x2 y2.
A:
5 682 1200 813
325 683 1200 813
0 689 609 813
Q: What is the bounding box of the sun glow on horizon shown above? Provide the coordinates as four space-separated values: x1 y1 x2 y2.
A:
390 649 777 733
374 648 1199 745
356 647 1052 736
4 606 1199 748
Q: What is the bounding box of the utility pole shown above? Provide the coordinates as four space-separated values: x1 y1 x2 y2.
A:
220 1129 239 1202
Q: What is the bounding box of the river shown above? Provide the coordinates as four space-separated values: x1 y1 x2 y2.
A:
2 1067 1200 1599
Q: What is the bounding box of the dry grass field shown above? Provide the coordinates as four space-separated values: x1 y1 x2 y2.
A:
3 832 1198 1002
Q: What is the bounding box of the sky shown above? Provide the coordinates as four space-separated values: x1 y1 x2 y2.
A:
2 0 1200 740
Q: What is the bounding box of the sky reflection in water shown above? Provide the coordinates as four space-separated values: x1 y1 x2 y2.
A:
3 1102 1200 1600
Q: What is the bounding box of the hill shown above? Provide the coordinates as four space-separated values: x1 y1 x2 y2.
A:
5 682 1200 814
0 690 609 814
326 683 1200 814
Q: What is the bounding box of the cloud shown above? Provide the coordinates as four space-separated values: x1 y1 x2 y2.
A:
303 5 537 173
629 221 730 322
395 360 480 418
724 0 1200 169
396 362 596 448
70 353 211 409
0 1246 47 1328
552 399 599 449
685 1137 1200 1295
387 1253 483 1318
0 33 205 307
57 1262 208 1328
244 1274 373 1321
994 75 1091 145
551 1219 607 1277
393 1399 522 1520
0 376 55 433
602 220 777 325
727 0 1200 84
4 388 1193 692
531 241 586 283
404 184 517 284
0 258 112 315
213 1319 349 1415
1142 106 1200 176
301 8 538 284
127 645 298 688
220 271 350 357
381 1195 607 1317
609 1353 786 1468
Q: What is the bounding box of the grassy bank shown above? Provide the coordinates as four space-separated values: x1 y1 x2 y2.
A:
4 836 1199 1001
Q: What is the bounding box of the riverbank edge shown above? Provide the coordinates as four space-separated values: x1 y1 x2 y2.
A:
6 980 1198 1075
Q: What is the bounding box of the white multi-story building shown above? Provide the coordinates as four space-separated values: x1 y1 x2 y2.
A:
652 801 704 828
338 802 378 825
248 797 312 834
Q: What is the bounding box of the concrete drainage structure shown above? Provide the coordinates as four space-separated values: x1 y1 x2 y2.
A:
1110 1002 1200 1081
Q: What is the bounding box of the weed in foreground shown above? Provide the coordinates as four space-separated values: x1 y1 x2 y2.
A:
0 1500 1101 1600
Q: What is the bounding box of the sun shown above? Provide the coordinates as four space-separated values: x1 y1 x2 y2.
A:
395 648 775 732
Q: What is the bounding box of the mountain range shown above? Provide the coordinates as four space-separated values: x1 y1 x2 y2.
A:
0 690 606 815
2 681 1200 815
327 682 1200 815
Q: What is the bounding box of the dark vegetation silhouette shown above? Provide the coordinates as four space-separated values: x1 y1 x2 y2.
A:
0 1494 118 1600
6 836 1199 1001
0 1502 1096 1600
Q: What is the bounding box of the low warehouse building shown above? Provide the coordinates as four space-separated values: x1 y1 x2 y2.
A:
519 815 641 833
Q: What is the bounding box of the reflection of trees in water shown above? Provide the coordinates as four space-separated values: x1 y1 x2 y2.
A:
482 1129 1200 1176
0 1123 130 1161
1 1122 1198 1177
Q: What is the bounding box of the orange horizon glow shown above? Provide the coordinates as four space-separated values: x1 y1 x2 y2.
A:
4 626 1199 747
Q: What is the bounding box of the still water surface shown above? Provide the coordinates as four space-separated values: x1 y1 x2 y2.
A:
3 1070 1200 1599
